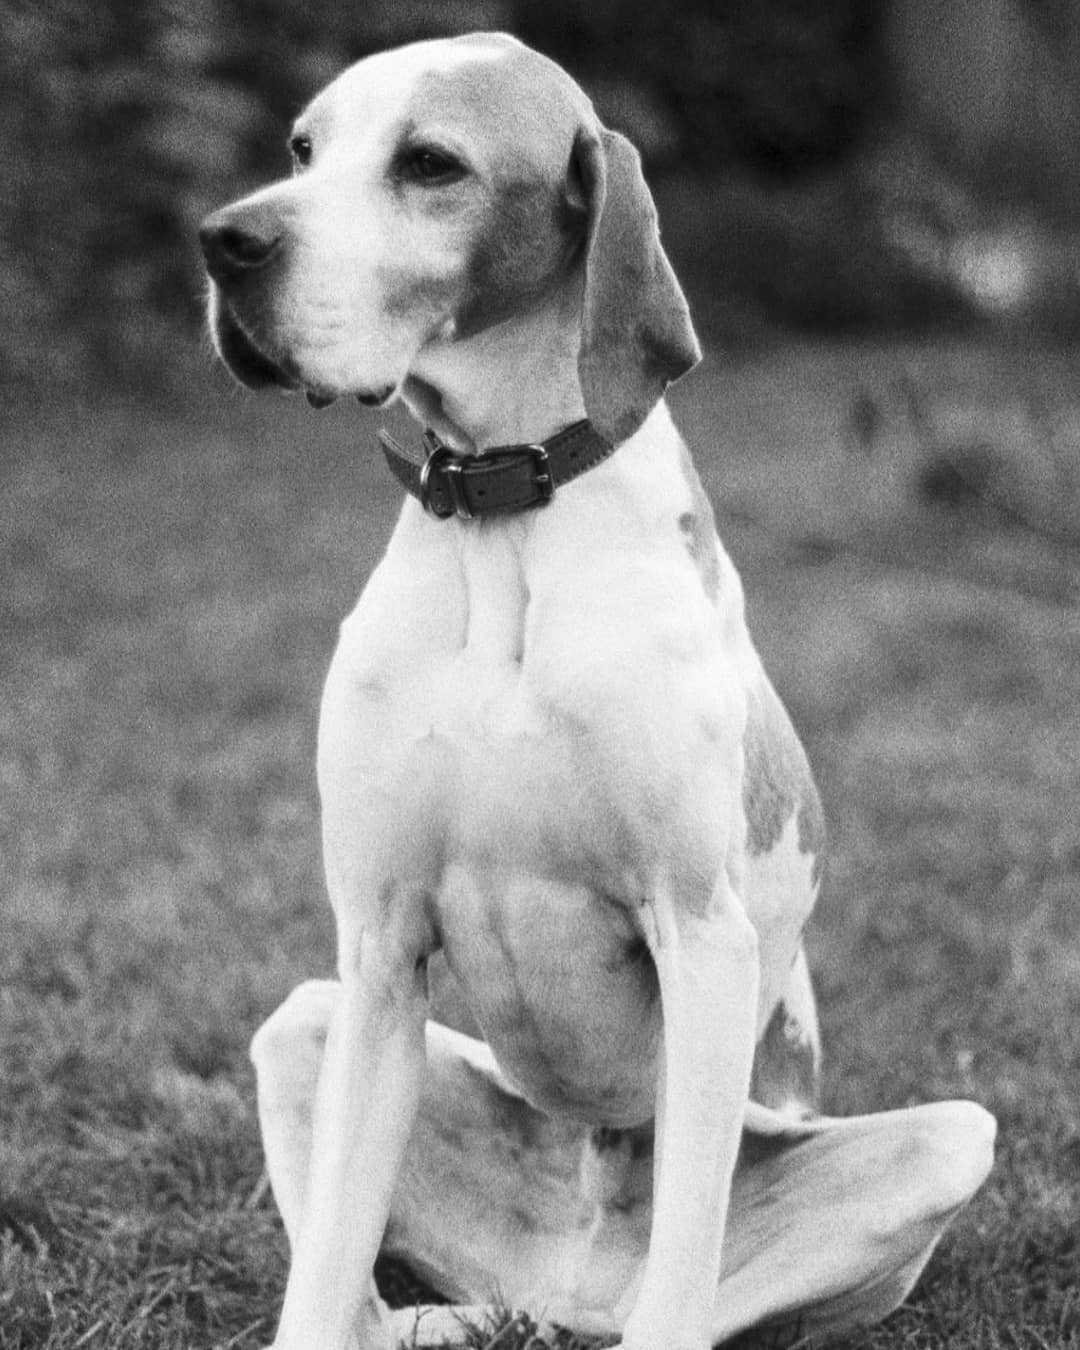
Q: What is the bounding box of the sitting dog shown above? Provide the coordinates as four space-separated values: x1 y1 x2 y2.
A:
200 31 995 1350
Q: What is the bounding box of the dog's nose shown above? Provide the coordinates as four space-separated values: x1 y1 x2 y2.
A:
200 207 282 284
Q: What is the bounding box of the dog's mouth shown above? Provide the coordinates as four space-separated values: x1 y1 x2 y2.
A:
213 298 299 392
211 295 395 411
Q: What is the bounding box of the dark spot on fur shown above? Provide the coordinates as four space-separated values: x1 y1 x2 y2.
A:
676 441 720 601
750 999 820 1115
460 1060 551 1150
918 443 999 512
583 1121 655 1211
796 783 827 887
678 511 719 601
508 1203 539 1235
743 680 825 881
590 1125 623 1152
429 1115 468 1154
455 175 581 338
589 1123 654 1160
624 935 650 966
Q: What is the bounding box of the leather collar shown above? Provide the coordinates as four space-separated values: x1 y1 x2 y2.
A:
378 420 615 520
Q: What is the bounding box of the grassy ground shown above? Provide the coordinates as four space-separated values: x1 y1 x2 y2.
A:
1 338 1079 1348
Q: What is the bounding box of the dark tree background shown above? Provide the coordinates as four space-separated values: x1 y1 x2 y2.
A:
3 0 1079 395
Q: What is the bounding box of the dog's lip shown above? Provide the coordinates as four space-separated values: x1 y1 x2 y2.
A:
214 299 301 393
306 384 396 411
355 386 395 409
212 295 398 411
303 385 394 410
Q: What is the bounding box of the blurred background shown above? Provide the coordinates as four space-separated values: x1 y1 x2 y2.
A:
2 3 1080 1347
7 0 1080 393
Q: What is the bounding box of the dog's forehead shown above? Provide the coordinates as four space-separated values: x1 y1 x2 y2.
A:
305 34 593 170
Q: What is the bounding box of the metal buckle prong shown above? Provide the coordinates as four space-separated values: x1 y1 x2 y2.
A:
418 442 459 519
419 432 474 519
417 435 554 520
525 443 554 506
443 456 473 519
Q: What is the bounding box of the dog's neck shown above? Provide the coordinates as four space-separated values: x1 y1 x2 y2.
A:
404 286 587 453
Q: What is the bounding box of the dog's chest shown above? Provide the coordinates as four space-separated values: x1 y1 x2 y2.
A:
331 506 741 853
321 509 740 1120
395 528 737 902
414 685 680 1125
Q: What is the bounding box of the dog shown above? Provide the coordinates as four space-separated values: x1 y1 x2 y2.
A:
200 32 995 1350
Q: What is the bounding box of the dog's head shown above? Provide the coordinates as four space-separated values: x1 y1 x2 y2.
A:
200 33 699 443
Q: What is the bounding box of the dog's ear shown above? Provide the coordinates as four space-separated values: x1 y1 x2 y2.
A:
570 126 701 445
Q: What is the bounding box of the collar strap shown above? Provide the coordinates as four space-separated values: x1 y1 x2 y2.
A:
378 420 614 520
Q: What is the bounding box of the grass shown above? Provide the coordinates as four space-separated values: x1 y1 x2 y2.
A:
1 337 1079 1348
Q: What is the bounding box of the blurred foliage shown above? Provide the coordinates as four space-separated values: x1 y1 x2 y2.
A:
0 0 885 393
522 0 883 171
5 0 1080 396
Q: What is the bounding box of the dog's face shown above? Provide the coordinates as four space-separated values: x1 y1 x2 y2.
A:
201 32 700 441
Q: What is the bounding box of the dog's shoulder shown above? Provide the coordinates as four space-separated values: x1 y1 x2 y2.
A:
661 418 823 871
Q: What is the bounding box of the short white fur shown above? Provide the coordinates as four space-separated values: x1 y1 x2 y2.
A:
202 31 996 1350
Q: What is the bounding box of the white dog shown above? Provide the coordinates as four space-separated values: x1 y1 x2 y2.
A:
200 32 994 1350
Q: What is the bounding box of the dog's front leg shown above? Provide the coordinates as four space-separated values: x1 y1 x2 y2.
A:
623 874 759 1350
272 923 429 1350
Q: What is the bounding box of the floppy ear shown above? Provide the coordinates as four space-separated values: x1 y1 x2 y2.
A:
572 127 701 445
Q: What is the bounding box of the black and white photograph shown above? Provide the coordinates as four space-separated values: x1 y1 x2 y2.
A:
2 3 1078 1347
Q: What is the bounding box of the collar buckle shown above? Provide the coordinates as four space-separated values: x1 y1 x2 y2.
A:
518 442 554 506
418 436 555 520
380 419 612 521
418 440 466 519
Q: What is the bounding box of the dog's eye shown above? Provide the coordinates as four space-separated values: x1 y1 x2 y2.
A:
289 134 313 170
398 146 467 185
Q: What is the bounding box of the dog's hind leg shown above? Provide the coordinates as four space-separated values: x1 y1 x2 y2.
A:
252 983 994 1348
391 1088 995 1347
250 979 340 1249
249 967 562 1258
251 982 506 1345
711 1099 996 1344
251 980 614 1341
